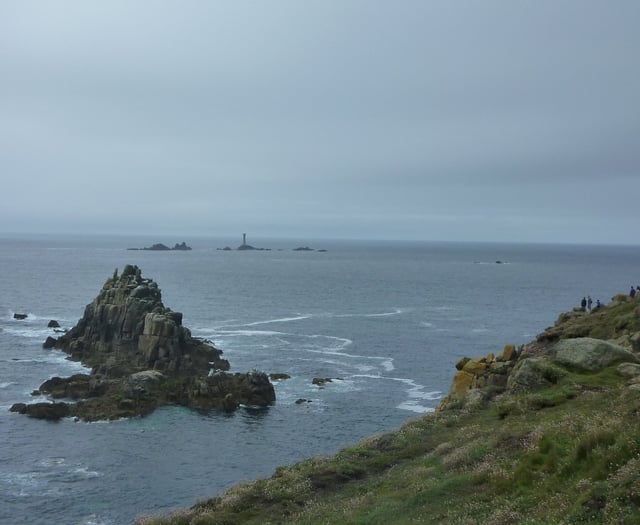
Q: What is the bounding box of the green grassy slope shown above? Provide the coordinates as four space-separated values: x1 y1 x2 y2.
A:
136 295 640 525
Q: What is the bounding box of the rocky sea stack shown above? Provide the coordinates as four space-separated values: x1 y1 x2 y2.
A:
11 265 275 421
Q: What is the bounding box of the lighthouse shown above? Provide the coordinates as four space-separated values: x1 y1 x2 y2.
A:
243 233 247 246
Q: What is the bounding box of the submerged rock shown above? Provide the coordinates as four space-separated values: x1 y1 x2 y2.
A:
15 265 275 421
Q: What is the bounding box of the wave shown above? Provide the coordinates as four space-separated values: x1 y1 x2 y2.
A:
351 374 441 413
211 308 406 330
0 381 16 389
242 315 311 326
71 467 102 479
3 326 53 339
333 307 406 319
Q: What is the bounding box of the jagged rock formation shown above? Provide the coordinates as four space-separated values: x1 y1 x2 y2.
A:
56 264 228 376
11 265 275 421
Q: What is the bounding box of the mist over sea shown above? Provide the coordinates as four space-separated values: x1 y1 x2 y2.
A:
1 235 638 524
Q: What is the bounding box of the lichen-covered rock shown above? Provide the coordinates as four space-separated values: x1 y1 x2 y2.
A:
507 358 566 390
617 362 640 379
448 370 474 398
497 343 517 362
551 337 638 372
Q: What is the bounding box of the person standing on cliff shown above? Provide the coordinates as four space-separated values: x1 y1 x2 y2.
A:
587 296 592 311
581 297 587 311
630 287 636 298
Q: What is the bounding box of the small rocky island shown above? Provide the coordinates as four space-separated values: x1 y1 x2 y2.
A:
11 265 274 421
128 242 192 251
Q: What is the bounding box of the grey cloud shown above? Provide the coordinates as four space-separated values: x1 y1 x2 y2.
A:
1 1 639 242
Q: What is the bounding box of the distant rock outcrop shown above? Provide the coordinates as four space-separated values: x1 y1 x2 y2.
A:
128 242 192 251
11 265 275 421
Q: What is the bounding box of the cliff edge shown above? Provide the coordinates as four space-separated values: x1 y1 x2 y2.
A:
136 292 640 525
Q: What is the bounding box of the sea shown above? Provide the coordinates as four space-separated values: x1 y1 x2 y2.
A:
1 235 638 525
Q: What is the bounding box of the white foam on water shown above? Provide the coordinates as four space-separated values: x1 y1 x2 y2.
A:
350 374 441 414
242 315 311 326
194 325 395 378
79 515 114 525
396 401 436 414
332 307 405 319
72 467 102 479
37 457 66 467
209 329 290 337
426 305 455 312
3 325 52 339
380 358 394 372
363 308 405 317
0 381 15 388
471 327 490 333
421 321 434 328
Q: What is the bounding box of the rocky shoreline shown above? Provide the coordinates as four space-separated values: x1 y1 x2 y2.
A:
10 265 275 421
437 292 640 411
134 290 640 524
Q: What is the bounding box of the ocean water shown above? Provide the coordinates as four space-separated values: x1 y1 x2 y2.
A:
1 235 638 525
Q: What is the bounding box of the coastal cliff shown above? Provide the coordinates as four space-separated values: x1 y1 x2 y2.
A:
11 265 275 421
136 292 640 524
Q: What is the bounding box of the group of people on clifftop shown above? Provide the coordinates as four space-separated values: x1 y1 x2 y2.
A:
580 295 601 312
581 285 640 312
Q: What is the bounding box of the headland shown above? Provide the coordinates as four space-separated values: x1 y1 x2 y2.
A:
135 291 640 524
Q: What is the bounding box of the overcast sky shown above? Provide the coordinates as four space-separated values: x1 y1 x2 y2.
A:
2 1 639 244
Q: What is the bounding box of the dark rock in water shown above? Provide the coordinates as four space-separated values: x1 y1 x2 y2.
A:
13 313 27 320
312 377 333 387
37 374 105 399
42 336 57 349
128 242 192 251
293 246 314 251
14 264 275 421
295 398 312 404
270 373 291 381
10 402 70 420
48 320 60 328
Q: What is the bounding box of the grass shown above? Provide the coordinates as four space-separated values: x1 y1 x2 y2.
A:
134 361 640 525
135 297 640 524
